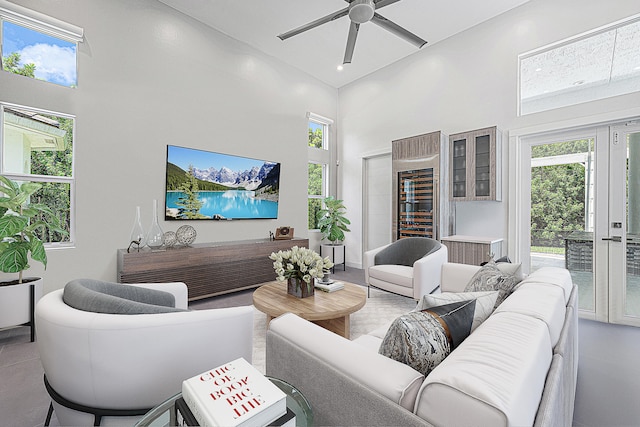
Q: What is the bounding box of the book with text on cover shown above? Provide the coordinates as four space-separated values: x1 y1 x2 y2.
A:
182 358 286 427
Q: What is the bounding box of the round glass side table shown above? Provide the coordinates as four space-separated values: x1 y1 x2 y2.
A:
134 376 313 427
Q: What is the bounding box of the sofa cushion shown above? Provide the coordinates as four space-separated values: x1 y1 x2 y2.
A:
516 267 573 304
379 301 475 376
368 264 413 288
494 282 566 347
63 279 185 314
269 313 425 412
464 262 520 308
414 291 498 331
414 311 552 427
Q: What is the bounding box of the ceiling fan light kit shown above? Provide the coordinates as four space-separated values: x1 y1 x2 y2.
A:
349 0 375 24
277 0 427 65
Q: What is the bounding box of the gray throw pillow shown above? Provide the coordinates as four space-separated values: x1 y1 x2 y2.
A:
464 261 520 308
414 291 498 331
63 279 186 314
379 300 475 376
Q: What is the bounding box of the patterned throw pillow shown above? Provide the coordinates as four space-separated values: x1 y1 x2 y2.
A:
414 291 499 331
379 300 475 376
464 261 520 308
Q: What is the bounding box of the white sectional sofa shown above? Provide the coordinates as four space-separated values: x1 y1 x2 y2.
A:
266 263 577 427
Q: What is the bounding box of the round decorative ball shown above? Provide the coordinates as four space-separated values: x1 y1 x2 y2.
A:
176 225 197 245
163 231 177 247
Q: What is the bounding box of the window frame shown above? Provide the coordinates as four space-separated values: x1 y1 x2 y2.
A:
0 0 83 87
518 13 640 116
307 112 334 231
0 102 76 247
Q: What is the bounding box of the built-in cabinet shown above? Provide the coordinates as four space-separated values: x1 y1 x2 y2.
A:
391 131 451 241
450 126 501 201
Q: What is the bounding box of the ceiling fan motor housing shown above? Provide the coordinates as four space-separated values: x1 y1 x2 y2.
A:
349 0 375 24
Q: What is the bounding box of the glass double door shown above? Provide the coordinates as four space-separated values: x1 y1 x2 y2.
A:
527 123 640 326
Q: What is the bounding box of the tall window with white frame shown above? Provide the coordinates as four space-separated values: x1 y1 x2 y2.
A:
0 104 74 245
308 114 332 230
0 3 82 245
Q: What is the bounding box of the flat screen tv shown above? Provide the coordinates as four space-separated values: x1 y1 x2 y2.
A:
165 145 280 220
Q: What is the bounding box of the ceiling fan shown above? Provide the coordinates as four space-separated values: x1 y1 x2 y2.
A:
277 0 427 64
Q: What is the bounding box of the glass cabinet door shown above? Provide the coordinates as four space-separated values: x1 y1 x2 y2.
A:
475 134 491 197
452 138 467 198
397 168 435 239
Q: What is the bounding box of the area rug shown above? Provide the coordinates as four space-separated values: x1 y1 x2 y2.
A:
251 286 417 373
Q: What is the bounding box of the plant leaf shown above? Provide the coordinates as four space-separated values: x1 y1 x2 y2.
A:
0 215 28 239
0 242 29 273
29 237 47 269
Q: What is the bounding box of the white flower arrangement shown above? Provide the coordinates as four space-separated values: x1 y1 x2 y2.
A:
269 246 333 286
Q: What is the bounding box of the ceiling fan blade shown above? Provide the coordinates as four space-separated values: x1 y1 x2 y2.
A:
371 13 427 48
343 22 360 64
278 7 349 40
374 0 402 9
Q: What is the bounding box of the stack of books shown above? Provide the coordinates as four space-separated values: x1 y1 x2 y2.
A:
179 357 294 427
314 280 344 293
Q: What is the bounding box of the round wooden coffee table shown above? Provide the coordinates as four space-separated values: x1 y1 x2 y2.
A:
253 281 366 339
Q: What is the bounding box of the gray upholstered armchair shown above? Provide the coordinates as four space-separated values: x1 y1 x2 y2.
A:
364 237 448 300
36 280 254 426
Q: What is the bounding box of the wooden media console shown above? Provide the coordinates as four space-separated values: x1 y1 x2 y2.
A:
117 238 308 301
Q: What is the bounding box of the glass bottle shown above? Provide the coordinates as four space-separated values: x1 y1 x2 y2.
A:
129 206 146 248
146 199 165 250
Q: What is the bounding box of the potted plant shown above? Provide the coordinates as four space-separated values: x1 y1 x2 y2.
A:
316 196 350 269
269 246 333 298
0 176 67 341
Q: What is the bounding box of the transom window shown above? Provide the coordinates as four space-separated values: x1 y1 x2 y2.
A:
0 2 83 87
519 14 640 115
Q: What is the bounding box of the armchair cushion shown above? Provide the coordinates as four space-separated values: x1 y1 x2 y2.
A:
374 237 441 267
63 279 186 314
368 265 413 289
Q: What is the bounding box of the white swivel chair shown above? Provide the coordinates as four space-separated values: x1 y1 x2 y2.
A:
364 237 448 300
36 279 254 426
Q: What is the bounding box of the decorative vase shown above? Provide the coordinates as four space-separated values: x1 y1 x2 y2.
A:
129 206 146 248
146 200 164 250
287 277 315 298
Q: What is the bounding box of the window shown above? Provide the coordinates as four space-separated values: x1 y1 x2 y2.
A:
0 103 74 245
519 14 640 115
0 1 83 87
307 113 333 230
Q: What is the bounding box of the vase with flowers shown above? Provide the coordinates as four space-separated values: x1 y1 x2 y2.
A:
269 246 333 298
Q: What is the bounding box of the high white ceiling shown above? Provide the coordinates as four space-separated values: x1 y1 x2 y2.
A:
157 0 530 88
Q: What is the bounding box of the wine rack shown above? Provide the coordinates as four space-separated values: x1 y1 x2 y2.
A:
397 168 435 239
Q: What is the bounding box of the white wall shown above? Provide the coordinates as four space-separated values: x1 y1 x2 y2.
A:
0 0 338 291
338 0 640 268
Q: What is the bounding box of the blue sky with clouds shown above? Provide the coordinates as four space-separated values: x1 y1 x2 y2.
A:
2 21 77 87
167 145 274 173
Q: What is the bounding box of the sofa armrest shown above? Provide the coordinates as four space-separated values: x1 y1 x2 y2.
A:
364 243 391 284
440 263 481 293
412 245 448 299
266 313 428 427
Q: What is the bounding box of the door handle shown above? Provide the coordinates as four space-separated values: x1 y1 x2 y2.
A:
602 236 622 242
